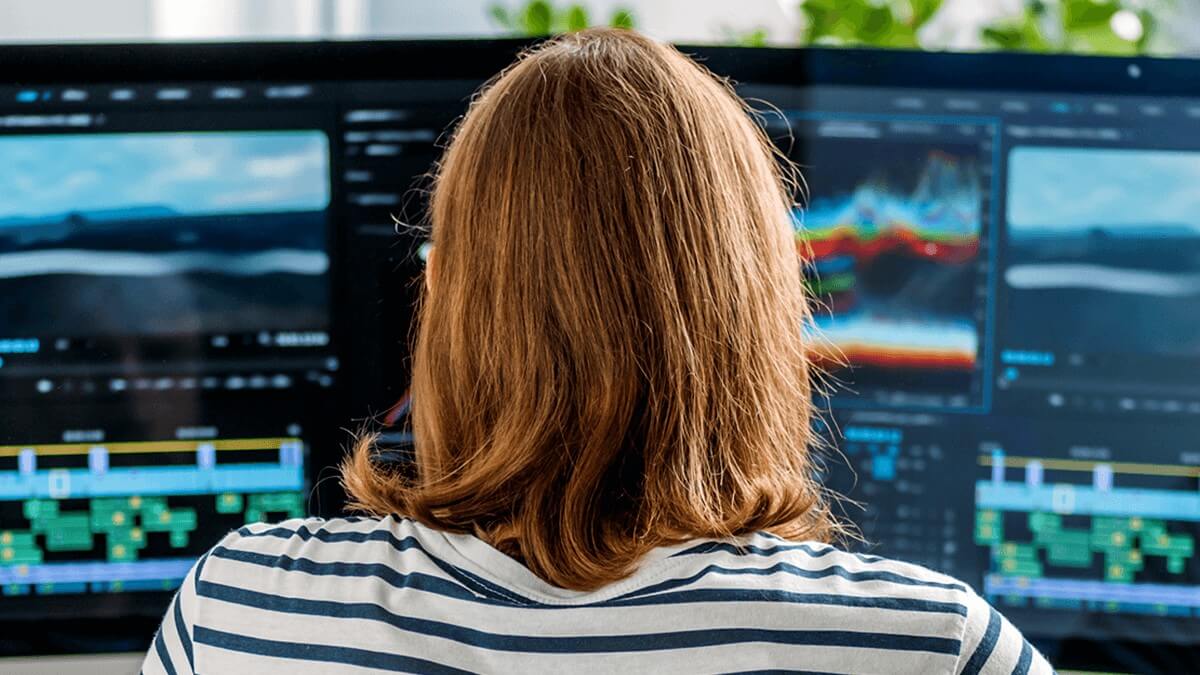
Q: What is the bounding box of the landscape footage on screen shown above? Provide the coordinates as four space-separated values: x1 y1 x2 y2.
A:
1005 147 1200 358
0 131 331 338
793 135 985 402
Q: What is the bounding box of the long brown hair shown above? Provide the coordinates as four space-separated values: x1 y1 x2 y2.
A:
343 27 839 591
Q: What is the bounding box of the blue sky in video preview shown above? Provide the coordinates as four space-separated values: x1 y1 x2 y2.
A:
0 131 330 223
1008 146 1200 233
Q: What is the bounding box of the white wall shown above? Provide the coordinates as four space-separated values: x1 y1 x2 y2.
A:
0 0 798 44
0 0 1195 54
145 0 802 44
0 0 152 42
149 0 327 40
346 0 508 38
1164 1 1200 55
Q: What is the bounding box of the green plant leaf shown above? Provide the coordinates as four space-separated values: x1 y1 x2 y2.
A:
522 0 554 36
801 0 928 47
885 24 921 48
1063 0 1119 30
855 5 898 43
980 10 1051 52
610 8 635 29
1136 9 1155 53
794 0 1168 55
1064 22 1139 55
801 0 865 45
565 5 591 32
740 28 770 47
908 0 943 29
981 25 1019 50
798 0 837 43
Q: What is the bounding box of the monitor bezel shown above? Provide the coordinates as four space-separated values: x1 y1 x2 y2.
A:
1 38 1197 95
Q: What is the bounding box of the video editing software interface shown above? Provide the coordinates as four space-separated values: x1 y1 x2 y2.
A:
0 55 1196 656
0 78 466 625
745 81 1200 647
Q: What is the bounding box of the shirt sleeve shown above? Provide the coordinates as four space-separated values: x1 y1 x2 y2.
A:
141 550 209 675
954 587 1054 675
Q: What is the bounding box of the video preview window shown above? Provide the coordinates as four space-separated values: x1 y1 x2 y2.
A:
0 131 331 339
1004 146 1200 359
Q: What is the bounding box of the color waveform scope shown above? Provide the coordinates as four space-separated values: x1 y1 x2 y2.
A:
795 150 983 372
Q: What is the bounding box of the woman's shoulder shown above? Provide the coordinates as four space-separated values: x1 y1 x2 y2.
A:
685 532 972 594
667 530 974 598
664 533 1051 673
661 533 980 627
223 514 404 540
199 515 436 579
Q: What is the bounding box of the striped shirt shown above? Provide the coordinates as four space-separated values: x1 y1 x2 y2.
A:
143 516 1052 674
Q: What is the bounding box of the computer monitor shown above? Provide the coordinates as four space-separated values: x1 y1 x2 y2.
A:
0 40 523 656
0 40 1196 672
705 47 1200 672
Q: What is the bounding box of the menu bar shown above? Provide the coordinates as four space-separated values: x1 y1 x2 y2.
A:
0 83 319 107
747 83 1200 123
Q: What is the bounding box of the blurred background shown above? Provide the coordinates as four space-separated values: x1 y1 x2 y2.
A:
1 0 1198 56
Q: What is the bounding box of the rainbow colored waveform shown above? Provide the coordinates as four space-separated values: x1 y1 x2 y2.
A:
798 224 979 266
797 151 983 372
795 150 982 264
808 313 978 371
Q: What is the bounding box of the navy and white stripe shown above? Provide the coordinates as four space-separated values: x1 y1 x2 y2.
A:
143 516 1052 674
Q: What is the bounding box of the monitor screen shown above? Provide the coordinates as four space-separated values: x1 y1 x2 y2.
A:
0 42 1195 670
0 55 502 643
0 93 340 620
735 78 1200 658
